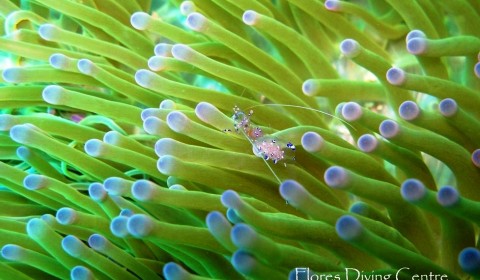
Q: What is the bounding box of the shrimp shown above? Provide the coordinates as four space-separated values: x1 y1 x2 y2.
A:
225 104 352 184
228 106 296 165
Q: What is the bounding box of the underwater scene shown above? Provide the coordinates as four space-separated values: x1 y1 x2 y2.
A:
0 0 479 279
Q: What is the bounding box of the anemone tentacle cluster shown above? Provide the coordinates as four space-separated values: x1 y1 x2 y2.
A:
0 0 479 279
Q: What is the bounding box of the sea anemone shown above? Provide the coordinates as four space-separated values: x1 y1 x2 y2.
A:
0 0 479 279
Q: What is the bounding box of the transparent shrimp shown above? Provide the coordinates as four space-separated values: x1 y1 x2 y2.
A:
224 104 354 184
224 106 297 184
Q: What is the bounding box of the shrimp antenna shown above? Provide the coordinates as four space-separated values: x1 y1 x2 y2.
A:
247 104 357 131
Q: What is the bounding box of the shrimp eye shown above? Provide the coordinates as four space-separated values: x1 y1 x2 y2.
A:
287 142 296 151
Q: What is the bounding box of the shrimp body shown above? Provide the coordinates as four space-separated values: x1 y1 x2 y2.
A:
230 106 295 165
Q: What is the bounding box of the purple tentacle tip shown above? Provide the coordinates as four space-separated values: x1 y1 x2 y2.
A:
336 215 363 240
